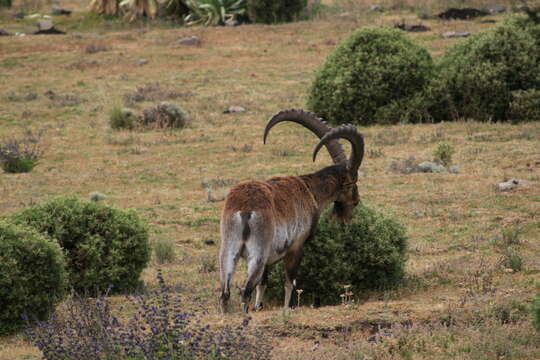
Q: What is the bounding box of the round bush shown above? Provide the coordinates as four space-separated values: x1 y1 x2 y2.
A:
0 220 66 335
247 0 307 24
13 197 150 294
307 27 434 126
436 19 540 122
266 204 408 306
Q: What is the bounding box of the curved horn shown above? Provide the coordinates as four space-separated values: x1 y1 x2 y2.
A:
313 124 365 175
263 109 347 164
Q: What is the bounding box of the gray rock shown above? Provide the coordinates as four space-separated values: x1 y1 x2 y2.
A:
417 161 448 173
52 5 72 15
449 165 460 174
176 35 200 46
483 4 505 14
203 239 216 245
225 18 239 26
497 178 530 191
369 4 384 12
89 191 107 201
223 106 245 113
138 58 149 66
35 19 65 34
442 31 471 38
37 19 53 31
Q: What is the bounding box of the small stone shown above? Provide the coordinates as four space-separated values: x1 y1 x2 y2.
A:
175 35 200 46
12 10 24 19
449 165 460 174
225 18 239 26
203 239 216 246
323 39 336 45
89 191 107 201
497 178 530 191
369 4 384 12
483 4 505 14
37 19 53 31
0 29 11 36
138 58 149 66
417 161 448 173
223 106 245 114
414 210 425 218
442 31 471 38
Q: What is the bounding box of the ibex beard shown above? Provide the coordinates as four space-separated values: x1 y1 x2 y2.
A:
219 109 364 314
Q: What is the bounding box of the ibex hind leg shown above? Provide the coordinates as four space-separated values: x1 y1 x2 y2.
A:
240 247 267 313
253 266 268 311
219 236 243 314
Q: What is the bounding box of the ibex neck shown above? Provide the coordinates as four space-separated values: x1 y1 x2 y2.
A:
300 164 347 210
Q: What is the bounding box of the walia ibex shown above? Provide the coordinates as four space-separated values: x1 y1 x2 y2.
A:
219 109 365 313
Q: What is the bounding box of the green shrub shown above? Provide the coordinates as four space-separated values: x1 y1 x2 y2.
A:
13 197 150 294
0 220 66 335
266 204 408 306
307 27 434 126
436 20 540 122
508 89 540 122
433 141 454 166
532 292 540 332
247 0 307 23
109 107 138 130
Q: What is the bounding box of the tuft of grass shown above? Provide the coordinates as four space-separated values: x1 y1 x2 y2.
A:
153 238 176 264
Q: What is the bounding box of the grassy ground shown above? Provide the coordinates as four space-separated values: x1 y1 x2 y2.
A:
1 0 539 358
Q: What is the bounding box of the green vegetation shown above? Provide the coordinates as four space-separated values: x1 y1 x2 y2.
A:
13 197 150 294
0 220 66 335
308 27 433 126
267 205 408 306
247 0 307 23
433 141 454 166
532 292 540 332
436 18 540 122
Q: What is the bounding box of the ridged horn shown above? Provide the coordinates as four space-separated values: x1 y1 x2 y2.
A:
263 109 347 164
312 124 365 175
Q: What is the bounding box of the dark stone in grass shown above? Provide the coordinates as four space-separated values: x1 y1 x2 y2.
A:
394 22 431 32
203 239 215 246
438 8 488 20
0 28 11 36
223 106 245 113
52 5 72 15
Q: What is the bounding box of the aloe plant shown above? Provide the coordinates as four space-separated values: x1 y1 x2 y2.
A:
182 0 246 26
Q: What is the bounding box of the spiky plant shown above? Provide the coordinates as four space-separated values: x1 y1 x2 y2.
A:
183 0 246 26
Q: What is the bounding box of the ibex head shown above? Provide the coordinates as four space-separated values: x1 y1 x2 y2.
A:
264 110 364 224
314 124 364 224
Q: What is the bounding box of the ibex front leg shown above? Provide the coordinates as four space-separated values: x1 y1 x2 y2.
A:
283 247 304 312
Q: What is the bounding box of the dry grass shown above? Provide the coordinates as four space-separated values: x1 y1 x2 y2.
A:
1 0 540 359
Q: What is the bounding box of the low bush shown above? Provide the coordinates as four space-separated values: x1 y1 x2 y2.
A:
141 102 188 129
25 272 272 359
153 237 176 264
247 0 307 23
13 197 150 294
266 204 408 306
0 220 66 335
0 130 44 173
435 19 540 122
109 107 138 130
307 27 434 126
